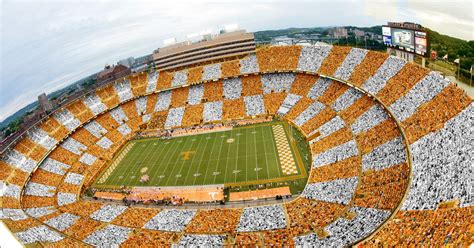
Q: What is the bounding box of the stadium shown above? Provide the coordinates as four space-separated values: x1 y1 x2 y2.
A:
0 39 472 247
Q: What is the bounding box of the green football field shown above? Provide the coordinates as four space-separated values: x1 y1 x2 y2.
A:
94 121 308 188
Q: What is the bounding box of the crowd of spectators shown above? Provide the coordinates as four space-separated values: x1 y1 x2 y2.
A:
26 127 57 150
256 45 301 71
243 95 265 116
171 87 189 108
354 162 409 210
0 44 472 247
84 224 131 247
403 104 472 210
330 87 363 113
239 54 259 74
187 84 204 105
44 212 80 231
146 70 158 93
221 60 240 78
295 206 390 247
313 140 359 168
187 66 203 83
333 48 368 81
350 105 388 135
361 56 406 95
223 99 244 120
203 101 223 122
96 85 120 108
57 192 77 206
84 120 108 138
182 105 203 126
96 136 114 150
143 209 197 232
185 208 241 234
24 182 56 197
3 149 37 173
64 172 84 185
16 225 64 244
303 177 358 205
348 51 388 86
363 207 472 246
172 71 188 87
164 107 185 129
134 97 147 116
223 78 242 100
202 64 221 81
361 136 406 171
109 106 129 124
83 93 108 115
236 205 287 232
389 72 450 122
293 101 326 127
277 94 301 116
318 46 352 76
113 80 133 103
297 44 332 72
261 73 295 94
154 91 172 112
178 234 225 246
61 137 87 155
90 204 128 223
53 109 81 131
67 100 94 123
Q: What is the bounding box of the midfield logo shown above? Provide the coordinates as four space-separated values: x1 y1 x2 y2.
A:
180 151 196 160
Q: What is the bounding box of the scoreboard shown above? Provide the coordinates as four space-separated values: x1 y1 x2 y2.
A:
382 23 428 57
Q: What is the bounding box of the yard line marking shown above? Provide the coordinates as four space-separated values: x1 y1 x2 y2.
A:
118 141 146 185
128 139 156 185
150 138 173 185
171 136 195 186
193 133 215 185
100 142 135 185
221 129 231 184
203 132 217 185
163 137 187 185
234 129 240 183
186 133 209 186
243 128 247 183
253 126 259 181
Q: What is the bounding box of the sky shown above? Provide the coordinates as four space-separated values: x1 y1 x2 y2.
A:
0 0 473 123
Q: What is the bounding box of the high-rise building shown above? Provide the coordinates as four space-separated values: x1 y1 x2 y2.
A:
38 93 53 113
328 27 348 38
152 29 255 71
118 57 135 68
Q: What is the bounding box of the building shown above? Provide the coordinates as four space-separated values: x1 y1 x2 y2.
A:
328 27 348 38
38 93 53 113
96 64 131 84
353 29 365 37
271 36 293 45
152 29 255 71
118 57 136 68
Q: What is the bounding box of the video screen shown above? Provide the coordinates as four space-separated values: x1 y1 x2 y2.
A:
414 31 428 56
382 26 428 56
382 26 391 36
391 28 414 51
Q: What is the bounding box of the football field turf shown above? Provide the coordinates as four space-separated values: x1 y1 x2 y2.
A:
94 121 307 188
